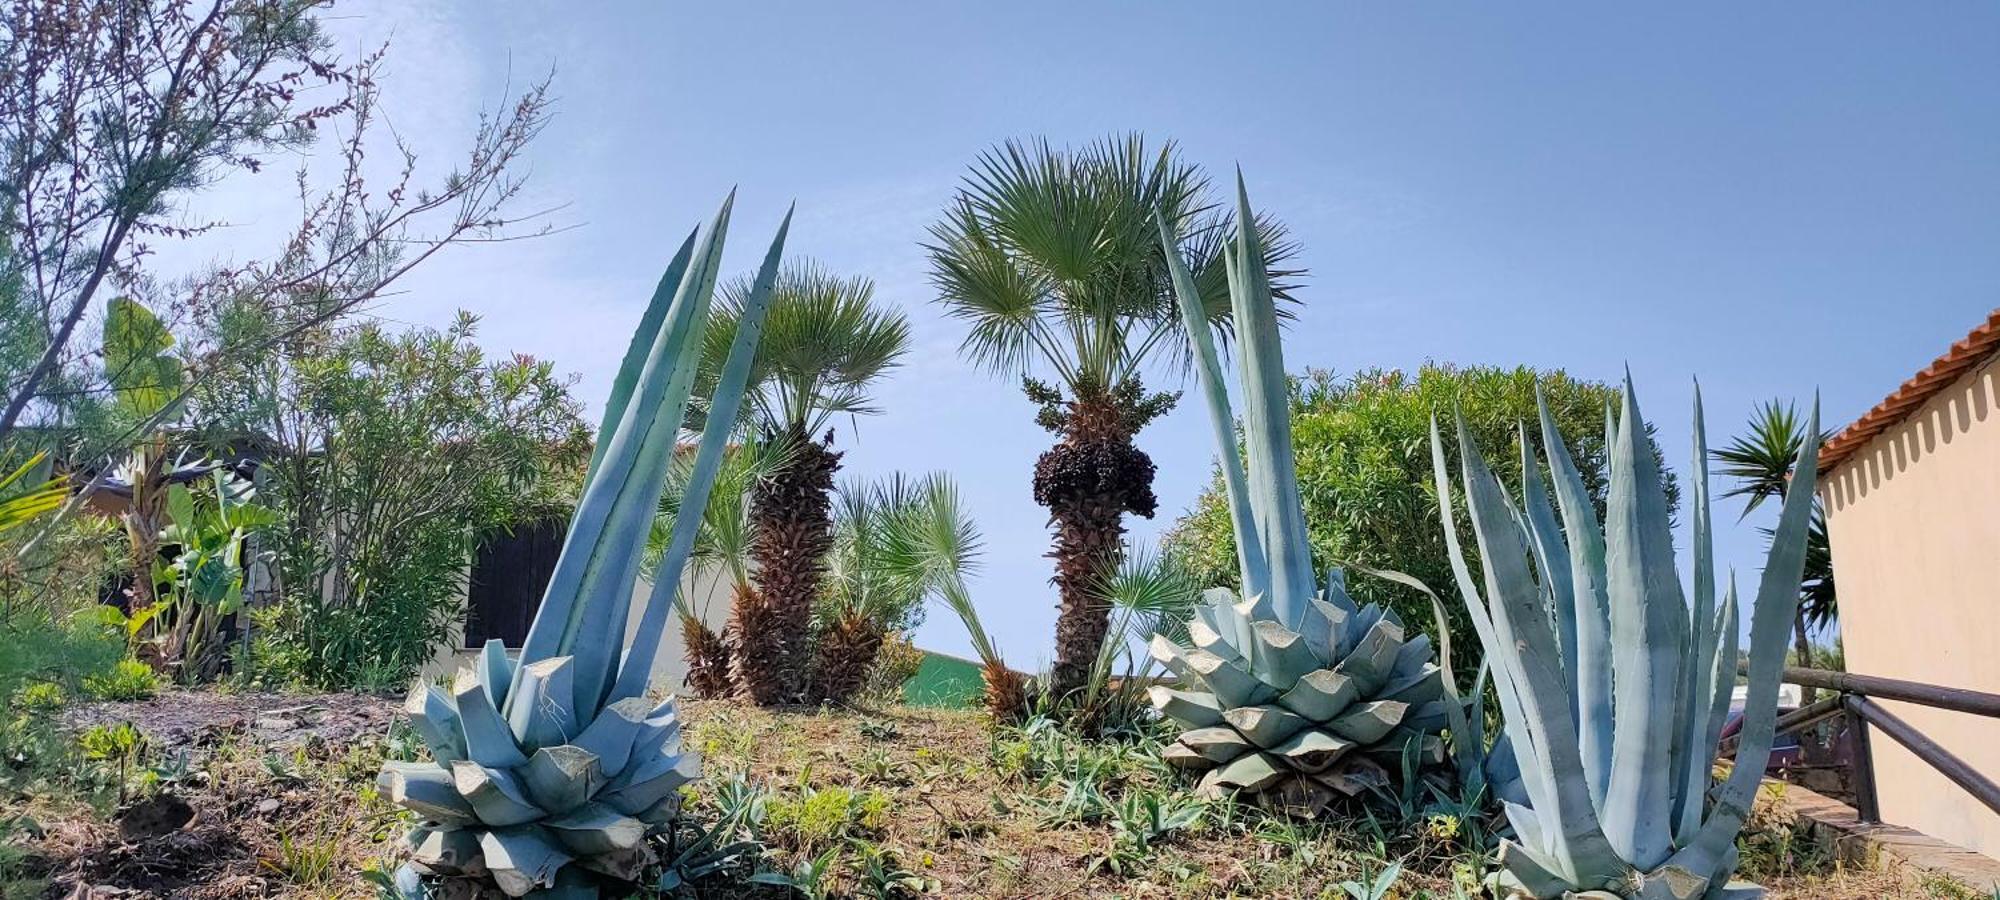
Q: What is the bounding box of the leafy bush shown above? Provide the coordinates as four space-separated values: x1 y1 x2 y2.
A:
0 608 122 712
236 313 588 689
1164 364 1676 675
83 659 160 701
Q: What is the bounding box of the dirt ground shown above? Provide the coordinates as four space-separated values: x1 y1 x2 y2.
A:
8 690 1945 899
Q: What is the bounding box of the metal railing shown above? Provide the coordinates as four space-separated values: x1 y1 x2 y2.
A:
1725 662 2000 823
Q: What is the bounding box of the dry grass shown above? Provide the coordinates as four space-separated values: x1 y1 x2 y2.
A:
0 692 1960 898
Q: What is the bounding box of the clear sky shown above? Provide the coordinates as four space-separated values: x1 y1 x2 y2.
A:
164 2 2000 666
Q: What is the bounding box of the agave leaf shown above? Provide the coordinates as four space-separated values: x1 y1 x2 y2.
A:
1223 704 1312 748
560 203 732 712
1326 700 1407 744
1156 210 1267 605
613 206 794 702
403 683 466 764
1223 175 1315 629
1430 419 1555 819
476 639 515 711
453 676 529 770
480 827 572 897
1599 376 1689 870
523 746 604 816
1515 425 1579 708
1248 621 1320 688
571 697 650 779
509 657 578 750
514 193 733 711
1331 617 1404 695
583 228 699 482
452 762 545 827
1673 404 1820 875
542 803 645 856
379 762 476 825
1673 386 1720 844
1536 386 1616 809
1452 414 1623 885
410 826 485 876
1149 686 1225 728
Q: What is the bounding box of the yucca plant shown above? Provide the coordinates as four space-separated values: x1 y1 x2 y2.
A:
379 194 792 899
1148 179 1448 817
1431 380 1818 899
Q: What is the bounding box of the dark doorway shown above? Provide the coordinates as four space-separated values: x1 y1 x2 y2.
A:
465 517 566 648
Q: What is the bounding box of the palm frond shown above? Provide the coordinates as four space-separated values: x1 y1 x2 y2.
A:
1713 400 1828 519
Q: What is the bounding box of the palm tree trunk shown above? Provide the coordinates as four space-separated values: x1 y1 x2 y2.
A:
1033 398 1158 700
680 608 734 699
982 659 1028 724
732 427 841 705
807 610 885 705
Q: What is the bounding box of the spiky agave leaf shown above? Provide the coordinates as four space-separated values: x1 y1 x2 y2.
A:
1151 177 1447 815
1434 381 1821 899
379 196 791 899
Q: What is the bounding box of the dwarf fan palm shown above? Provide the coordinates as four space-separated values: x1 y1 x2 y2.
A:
809 473 981 703
693 261 911 704
925 134 1300 700
648 440 791 698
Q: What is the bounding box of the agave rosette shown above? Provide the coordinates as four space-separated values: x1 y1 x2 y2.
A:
378 193 792 899
1150 177 1447 816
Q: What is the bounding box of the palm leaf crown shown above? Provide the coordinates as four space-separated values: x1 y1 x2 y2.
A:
693 259 911 439
925 134 1303 396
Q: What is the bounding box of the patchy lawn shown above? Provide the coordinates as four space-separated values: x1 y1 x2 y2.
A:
1 690 1946 898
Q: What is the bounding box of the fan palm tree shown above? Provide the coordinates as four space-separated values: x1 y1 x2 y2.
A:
924 134 1300 699
648 440 792 698
693 261 911 704
1714 399 1837 673
809 472 982 704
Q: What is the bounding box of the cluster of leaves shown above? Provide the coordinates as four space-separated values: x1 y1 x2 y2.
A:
1164 364 1677 676
243 313 588 689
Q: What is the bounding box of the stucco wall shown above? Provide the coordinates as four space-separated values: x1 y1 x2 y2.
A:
1821 351 2000 858
422 564 735 694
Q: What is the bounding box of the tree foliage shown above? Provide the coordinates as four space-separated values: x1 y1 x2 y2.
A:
1163 364 1678 676
244 313 587 689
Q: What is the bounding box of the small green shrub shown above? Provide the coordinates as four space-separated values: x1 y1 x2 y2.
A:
764 782 890 855
83 659 160 701
12 682 63 713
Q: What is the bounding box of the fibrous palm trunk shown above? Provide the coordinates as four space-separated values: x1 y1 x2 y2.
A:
680 608 735 699
733 427 840 704
806 609 885 705
981 660 1029 724
1032 397 1157 700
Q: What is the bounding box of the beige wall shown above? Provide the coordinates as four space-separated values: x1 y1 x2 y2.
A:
422 565 735 694
1821 351 2000 858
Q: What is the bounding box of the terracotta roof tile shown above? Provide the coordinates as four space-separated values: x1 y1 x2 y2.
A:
1818 307 2000 473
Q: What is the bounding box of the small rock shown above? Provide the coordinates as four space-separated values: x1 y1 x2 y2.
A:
254 798 281 815
252 716 297 732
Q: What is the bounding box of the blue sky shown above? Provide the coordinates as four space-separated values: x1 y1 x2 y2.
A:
168 3 1999 665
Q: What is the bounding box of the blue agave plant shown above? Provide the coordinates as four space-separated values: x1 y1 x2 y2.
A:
1147 177 1449 816
379 193 791 898
1433 380 1818 899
